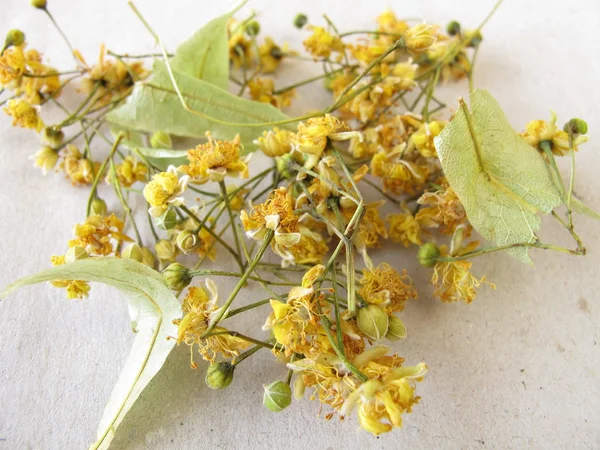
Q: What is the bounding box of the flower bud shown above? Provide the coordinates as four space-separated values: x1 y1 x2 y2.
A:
155 208 177 230
155 240 177 262
293 13 308 29
357 305 389 341
386 315 407 340
245 20 260 37
464 29 483 48
205 362 235 389
176 229 199 253
446 20 461 36
403 24 436 55
65 246 88 263
162 263 192 291
263 380 292 412
564 118 588 136
41 126 64 147
276 154 295 179
91 198 108 216
150 131 172 149
417 242 440 267
121 243 143 262
30 0 47 9
141 247 156 268
4 30 25 53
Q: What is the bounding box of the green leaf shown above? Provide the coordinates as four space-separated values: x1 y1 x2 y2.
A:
571 196 600 220
137 147 190 171
434 90 562 264
169 10 229 87
107 60 289 151
0 258 182 450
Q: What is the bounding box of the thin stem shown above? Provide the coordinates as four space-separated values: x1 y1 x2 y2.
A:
111 159 143 246
233 344 266 366
86 133 124 216
179 205 244 270
201 230 275 337
43 8 79 65
438 241 585 261
220 180 244 268
227 298 272 318
188 269 296 286
205 330 275 350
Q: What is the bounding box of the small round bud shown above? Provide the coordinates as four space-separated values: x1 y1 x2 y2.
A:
155 239 177 262
465 29 483 48
91 198 107 216
30 0 47 9
4 29 25 53
386 315 407 341
65 246 89 263
446 20 461 36
263 380 292 412
276 154 295 179
564 118 588 136
162 263 192 291
155 208 177 230
245 20 260 37
293 13 308 29
356 305 389 341
41 126 64 147
417 242 441 268
150 131 172 149
205 362 235 389
121 243 143 262
176 230 199 253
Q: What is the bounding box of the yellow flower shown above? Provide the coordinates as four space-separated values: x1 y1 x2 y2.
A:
0 45 26 87
263 283 329 357
432 244 494 303
241 186 301 261
176 280 251 366
388 212 423 247
143 166 188 217
81 44 147 104
60 145 98 186
180 132 248 184
4 99 44 131
416 184 468 235
287 226 329 266
228 19 254 69
248 77 295 109
254 127 294 157
370 147 429 195
258 37 286 73
292 114 358 171
303 26 344 59
359 263 417 314
341 357 427 436
69 214 131 256
50 254 91 300
411 120 446 158
354 202 388 252
30 146 59 174
521 111 588 156
402 24 437 55
377 10 409 37
108 156 147 187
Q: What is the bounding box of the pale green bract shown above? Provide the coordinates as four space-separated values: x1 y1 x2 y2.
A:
0 258 182 450
434 89 562 264
571 196 600 220
107 60 289 151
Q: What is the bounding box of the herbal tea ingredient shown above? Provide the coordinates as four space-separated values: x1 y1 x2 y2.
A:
1 1 595 447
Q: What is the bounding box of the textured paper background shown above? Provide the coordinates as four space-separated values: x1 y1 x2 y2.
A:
1 1 599 449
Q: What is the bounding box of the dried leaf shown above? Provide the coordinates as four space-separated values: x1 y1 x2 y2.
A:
1 258 182 450
107 61 290 151
434 90 562 264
